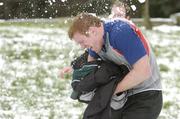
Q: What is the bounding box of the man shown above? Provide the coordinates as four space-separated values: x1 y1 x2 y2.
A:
60 1 130 78
68 13 162 119
109 0 131 19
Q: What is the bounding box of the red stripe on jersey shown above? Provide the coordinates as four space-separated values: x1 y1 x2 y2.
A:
129 23 150 56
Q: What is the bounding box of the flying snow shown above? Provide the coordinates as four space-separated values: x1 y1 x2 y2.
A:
138 0 146 3
0 2 4 6
131 5 137 11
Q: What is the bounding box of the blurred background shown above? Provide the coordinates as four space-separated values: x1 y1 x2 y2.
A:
0 0 180 28
0 0 180 19
0 0 180 119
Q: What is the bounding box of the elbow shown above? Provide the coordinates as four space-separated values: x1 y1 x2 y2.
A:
133 55 152 81
143 62 151 80
144 65 151 80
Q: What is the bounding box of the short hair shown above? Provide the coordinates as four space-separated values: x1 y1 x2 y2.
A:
68 13 102 39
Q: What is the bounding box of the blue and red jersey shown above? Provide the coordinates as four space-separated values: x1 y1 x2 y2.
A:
89 19 150 66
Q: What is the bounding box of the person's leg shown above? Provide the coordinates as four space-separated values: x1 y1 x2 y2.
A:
122 91 163 119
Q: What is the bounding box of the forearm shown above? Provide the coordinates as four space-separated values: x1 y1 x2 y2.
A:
114 55 151 94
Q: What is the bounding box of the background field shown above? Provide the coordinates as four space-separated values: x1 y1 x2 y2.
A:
0 19 180 119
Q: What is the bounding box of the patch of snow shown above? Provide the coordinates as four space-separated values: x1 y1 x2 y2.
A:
153 25 180 33
0 22 180 119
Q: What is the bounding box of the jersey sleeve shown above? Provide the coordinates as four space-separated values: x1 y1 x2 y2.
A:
112 23 147 65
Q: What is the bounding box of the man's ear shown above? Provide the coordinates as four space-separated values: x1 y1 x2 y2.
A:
89 26 97 35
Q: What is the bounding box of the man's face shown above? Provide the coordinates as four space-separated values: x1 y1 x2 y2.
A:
111 5 126 18
73 28 102 53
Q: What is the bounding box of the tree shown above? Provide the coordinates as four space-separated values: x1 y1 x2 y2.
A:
3 0 10 19
143 0 152 30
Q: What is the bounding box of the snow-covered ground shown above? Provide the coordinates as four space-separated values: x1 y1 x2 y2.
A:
0 23 180 119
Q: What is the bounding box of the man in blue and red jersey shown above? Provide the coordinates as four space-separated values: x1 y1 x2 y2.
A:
60 1 130 78
68 13 162 119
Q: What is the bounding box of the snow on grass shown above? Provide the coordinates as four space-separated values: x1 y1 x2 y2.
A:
0 25 85 119
142 25 180 119
153 25 180 33
0 23 180 119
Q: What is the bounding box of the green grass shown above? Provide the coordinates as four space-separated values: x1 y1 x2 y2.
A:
0 18 72 28
163 101 173 109
0 20 77 118
0 20 180 119
159 64 169 72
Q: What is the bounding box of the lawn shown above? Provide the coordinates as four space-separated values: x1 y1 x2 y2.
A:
0 19 180 119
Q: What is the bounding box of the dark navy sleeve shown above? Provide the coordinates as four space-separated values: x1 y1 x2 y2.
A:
88 48 99 59
111 23 147 65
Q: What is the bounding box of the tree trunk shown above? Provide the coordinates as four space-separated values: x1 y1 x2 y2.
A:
4 1 10 20
143 0 152 30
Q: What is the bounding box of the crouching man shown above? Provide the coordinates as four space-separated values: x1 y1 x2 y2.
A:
68 13 162 119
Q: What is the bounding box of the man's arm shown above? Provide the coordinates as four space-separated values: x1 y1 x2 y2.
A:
114 55 151 94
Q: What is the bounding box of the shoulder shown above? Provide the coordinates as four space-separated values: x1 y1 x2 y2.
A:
104 19 130 28
104 20 133 38
107 20 134 43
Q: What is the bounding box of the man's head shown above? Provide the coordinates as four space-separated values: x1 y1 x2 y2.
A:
68 13 104 52
111 1 131 19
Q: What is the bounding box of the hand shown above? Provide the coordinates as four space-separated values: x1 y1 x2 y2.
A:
59 66 73 79
114 88 120 95
113 83 122 95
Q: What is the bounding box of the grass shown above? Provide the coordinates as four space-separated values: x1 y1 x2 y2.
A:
0 18 72 28
159 64 169 72
0 19 180 119
0 20 76 118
